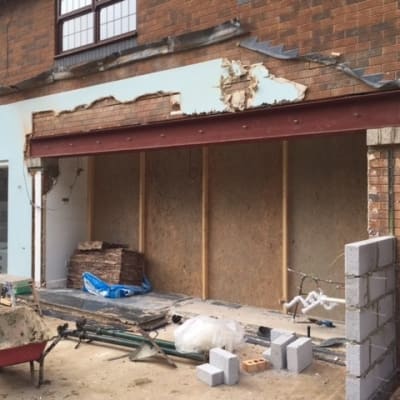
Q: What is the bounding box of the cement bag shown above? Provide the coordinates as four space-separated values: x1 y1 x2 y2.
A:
174 315 244 353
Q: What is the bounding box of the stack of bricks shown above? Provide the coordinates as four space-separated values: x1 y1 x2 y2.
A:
67 246 145 289
345 236 396 400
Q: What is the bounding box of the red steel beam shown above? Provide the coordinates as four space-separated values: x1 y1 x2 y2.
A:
29 89 400 158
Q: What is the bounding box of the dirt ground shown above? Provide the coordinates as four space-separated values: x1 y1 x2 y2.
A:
0 316 345 400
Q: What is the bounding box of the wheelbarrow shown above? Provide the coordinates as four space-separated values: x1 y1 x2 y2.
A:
0 306 61 387
0 336 61 387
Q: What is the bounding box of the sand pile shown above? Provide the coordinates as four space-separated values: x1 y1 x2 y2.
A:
0 306 51 350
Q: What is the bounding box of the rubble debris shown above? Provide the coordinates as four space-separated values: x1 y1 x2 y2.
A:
0 306 51 350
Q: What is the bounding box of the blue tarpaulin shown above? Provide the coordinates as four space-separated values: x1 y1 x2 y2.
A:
82 272 152 298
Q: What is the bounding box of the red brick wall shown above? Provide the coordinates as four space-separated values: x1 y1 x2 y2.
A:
32 93 179 137
0 0 399 103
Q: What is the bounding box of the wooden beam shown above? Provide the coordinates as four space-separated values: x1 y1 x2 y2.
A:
138 152 146 253
202 146 209 300
86 156 95 240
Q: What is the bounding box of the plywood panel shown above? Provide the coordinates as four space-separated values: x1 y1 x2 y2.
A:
93 153 139 250
146 148 202 296
288 133 368 322
209 142 283 309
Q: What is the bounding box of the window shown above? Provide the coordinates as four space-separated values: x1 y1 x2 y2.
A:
57 0 136 54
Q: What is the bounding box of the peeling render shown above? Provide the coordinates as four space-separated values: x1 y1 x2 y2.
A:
28 58 306 127
240 37 400 90
220 59 306 112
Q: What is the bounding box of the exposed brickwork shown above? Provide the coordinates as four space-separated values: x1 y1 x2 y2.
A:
32 93 179 137
1 0 399 104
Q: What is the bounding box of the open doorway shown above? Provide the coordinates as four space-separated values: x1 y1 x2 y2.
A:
0 164 8 273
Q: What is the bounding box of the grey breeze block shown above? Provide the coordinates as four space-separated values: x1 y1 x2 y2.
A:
271 334 297 370
287 337 313 373
196 363 224 387
209 347 240 385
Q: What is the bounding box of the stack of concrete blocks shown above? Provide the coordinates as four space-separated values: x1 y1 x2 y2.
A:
264 328 313 373
345 236 397 400
196 348 240 387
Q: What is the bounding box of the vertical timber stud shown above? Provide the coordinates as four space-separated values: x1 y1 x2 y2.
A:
282 140 289 311
86 157 95 240
202 146 209 300
138 152 146 253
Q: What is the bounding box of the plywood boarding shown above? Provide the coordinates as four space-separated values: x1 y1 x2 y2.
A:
288 133 368 322
146 148 202 297
209 142 283 309
92 153 139 250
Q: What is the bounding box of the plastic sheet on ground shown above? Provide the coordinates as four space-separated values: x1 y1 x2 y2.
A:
82 272 152 299
174 315 244 353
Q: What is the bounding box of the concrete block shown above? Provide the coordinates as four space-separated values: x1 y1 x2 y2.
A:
345 276 368 308
270 328 296 342
385 265 396 292
262 348 271 362
376 236 395 268
271 334 296 370
370 322 395 364
346 342 370 377
287 337 312 373
209 348 239 385
345 240 378 276
346 373 376 400
241 358 268 373
346 304 378 343
369 270 386 303
378 294 394 326
196 363 224 387
376 349 395 381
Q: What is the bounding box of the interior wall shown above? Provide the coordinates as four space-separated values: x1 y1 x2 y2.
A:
288 133 368 322
93 153 139 250
209 142 283 309
45 157 89 288
146 148 202 296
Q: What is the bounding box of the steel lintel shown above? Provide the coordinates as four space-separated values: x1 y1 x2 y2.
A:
29 90 400 158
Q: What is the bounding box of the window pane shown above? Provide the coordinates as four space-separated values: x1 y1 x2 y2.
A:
61 12 94 51
100 0 136 40
60 0 91 15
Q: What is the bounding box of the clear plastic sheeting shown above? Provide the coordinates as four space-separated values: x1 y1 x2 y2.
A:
82 272 152 298
174 315 245 353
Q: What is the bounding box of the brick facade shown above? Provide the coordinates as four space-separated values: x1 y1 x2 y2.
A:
1 1 399 103
32 93 180 137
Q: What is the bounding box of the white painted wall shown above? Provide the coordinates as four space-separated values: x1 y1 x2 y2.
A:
45 158 88 288
0 57 305 283
0 107 32 277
